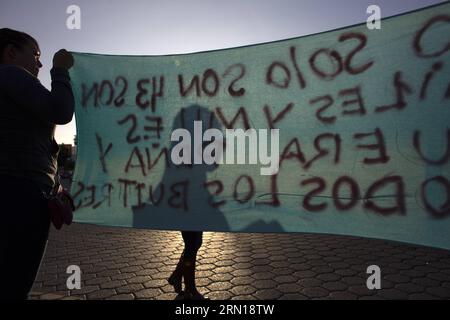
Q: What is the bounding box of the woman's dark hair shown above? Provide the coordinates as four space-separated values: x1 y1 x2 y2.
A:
0 28 38 63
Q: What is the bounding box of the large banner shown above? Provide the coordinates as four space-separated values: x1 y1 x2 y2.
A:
70 3 450 250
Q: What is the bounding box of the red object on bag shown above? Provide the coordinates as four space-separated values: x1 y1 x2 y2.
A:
47 185 75 230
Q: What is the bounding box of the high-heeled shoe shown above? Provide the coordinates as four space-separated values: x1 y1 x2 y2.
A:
182 259 208 300
167 272 183 294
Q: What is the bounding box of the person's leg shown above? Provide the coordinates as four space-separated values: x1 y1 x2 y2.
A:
181 231 204 299
181 231 202 261
0 176 51 300
167 247 184 293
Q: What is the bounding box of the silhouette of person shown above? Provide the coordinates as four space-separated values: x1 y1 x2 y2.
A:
0 28 74 299
133 105 228 299
132 104 286 299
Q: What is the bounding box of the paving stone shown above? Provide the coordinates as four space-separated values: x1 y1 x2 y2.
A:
61 296 83 300
299 278 323 287
384 274 411 284
271 268 294 275
87 289 116 300
427 272 450 282
291 264 312 271
207 291 233 300
328 262 350 269
251 265 273 273
85 277 111 286
317 273 342 282
110 273 137 281
277 283 301 294
412 277 440 287
207 281 233 291
311 266 335 274
231 285 257 296
390 263 413 270
214 260 235 267
322 281 348 291
253 280 278 290
209 273 234 282
100 280 127 289
151 271 171 280
230 277 255 286
358 295 383 300
301 287 329 298
274 275 297 284
97 269 121 277
328 291 358 300
196 270 215 278
127 276 152 284
40 293 65 300
253 289 282 300
378 288 409 300
335 268 359 276
232 269 253 277
68 285 99 295
196 277 213 287
341 276 365 286
231 295 257 300
195 263 216 271
293 270 316 279
252 272 275 280
143 279 168 289
279 293 308 300
425 287 450 298
270 255 288 262
233 257 254 263
395 283 424 294
409 293 439 300
212 266 235 274
135 288 162 299
348 286 376 296
109 294 135 300
155 292 178 300
116 284 144 294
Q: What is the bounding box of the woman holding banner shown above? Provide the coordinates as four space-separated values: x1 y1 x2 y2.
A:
0 28 74 300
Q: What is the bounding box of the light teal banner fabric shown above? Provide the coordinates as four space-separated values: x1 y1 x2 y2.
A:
70 3 450 249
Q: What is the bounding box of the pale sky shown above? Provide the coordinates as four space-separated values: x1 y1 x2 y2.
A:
0 0 447 145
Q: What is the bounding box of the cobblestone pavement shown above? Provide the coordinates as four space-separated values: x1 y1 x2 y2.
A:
30 223 450 300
